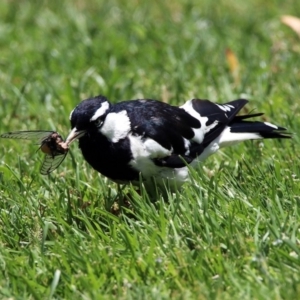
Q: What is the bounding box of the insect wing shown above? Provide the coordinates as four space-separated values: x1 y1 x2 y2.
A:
1 131 56 144
40 152 68 175
1 130 68 174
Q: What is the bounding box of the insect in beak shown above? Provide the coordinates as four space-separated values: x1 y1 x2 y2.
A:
0 131 69 175
65 128 86 145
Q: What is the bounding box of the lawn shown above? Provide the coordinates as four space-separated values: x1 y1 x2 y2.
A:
0 0 300 299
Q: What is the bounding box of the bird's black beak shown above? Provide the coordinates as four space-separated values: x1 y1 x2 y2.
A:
66 127 86 145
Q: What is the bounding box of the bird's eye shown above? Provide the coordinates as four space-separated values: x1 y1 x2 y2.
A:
94 118 103 128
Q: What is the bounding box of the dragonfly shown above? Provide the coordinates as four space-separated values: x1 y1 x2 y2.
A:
0 131 69 175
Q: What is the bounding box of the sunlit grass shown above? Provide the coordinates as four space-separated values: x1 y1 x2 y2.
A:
0 0 299 298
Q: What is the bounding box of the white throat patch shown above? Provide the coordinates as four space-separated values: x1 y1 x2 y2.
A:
100 110 131 143
90 101 110 121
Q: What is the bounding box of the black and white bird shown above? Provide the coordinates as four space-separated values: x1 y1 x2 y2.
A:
66 95 290 191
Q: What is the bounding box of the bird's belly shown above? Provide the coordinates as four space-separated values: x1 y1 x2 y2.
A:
78 135 190 190
79 137 139 182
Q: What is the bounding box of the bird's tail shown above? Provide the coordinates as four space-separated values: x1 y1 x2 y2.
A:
218 114 291 147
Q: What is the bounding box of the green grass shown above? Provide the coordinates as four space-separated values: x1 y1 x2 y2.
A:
0 0 300 298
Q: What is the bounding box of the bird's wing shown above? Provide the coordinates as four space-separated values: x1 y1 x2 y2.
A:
114 99 248 168
117 99 199 151
184 99 248 148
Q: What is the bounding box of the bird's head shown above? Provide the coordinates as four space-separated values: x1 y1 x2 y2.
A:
66 95 111 145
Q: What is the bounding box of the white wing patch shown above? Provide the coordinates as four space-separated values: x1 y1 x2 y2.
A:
128 134 189 189
204 120 219 133
100 110 131 143
180 99 219 144
215 104 235 112
128 135 162 178
180 100 200 120
90 101 110 121
129 135 171 170
143 138 172 158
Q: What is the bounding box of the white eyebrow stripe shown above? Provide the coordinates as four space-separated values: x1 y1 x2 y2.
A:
69 108 75 120
90 101 110 121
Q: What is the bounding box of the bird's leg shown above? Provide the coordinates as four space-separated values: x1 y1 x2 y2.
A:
109 184 137 216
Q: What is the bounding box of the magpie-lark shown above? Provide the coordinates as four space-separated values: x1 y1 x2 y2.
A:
66 95 290 191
